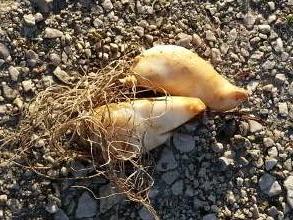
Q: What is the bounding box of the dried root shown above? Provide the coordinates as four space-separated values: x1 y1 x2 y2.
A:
1 57 160 219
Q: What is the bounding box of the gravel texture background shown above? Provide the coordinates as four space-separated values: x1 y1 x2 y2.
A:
0 0 292 219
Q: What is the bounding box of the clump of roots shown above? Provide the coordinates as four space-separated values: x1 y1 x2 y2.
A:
2 58 159 219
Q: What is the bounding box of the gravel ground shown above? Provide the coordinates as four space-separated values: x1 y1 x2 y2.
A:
0 0 292 219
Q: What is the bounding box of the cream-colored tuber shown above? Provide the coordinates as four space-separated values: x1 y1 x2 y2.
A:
131 45 248 111
92 96 206 154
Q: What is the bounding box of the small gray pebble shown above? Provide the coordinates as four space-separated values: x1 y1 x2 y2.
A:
212 142 224 153
49 53 61 66
265 158 278 170
262 60 276 70
44 28 64 39
284 176 293 208
2 83 17 100
22 80 34 92
0 43 10 60
138 207 154 220
23 14 36 26
259 173 282 197
273 38 284 53
102 0 113 11
171 180 183 195
263 137 274 148
248 120 263 133
205 30 216 42
45 204 58 214
202 213 217 220
176 33 192 47
162 170 180 185
268 1 275 11
267 206 279 217
268 146 278 158
258 24 271 34
278 102 288 117
53 67 71 84
275 74 286 84
8 66 20 82
75 192 97 218
54 209 69 220
173 133 194 153
0 195 8 205
156 148 178 172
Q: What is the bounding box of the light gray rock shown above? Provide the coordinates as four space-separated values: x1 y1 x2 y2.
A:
26 49 39 60
0 43 10 60
44 28 64 39
35 13 44 22
278 102 288 117
8 66 20 82
263 137 274 148
0 195 8 205
247 81 259 92
192 34 203 47
229 28 238 42
284 176 293 208
102 0 113 11
265 158 278 170
46 204 59 214
259 173 282 197
240 48 249 58
23 14 35 26
173 133 194 153
54 209 69 220
239 121 249 136
268 14 277 24
2 83 17 100
75 192 97 218
252 204 260 218
22 80 34 92
162 170 179 185
0 105 7 115
53 67 71 84
138 207 154 220
211 48 221 63
219 156 234 170
268 147 278 159
156 148 177 172
205 30 216 42
273 38 284 52
176 33 192 47
145 35 154 44
133 26 144 37
268 1 275 10
171 180 183 195
202 213 217 220
245 13 256 28
284 158 292 171
258 24 271 34
49 53 61 66
251 51 264 60
275 74 286 84
262 60 276 70
93 18 103 28
248 120 263 133
267 206 279 217
212 142 224 153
